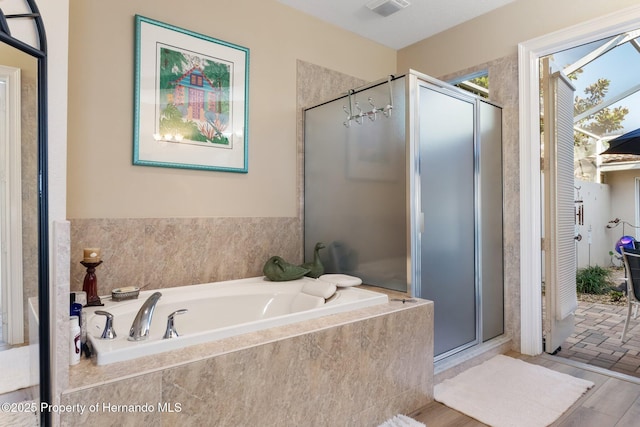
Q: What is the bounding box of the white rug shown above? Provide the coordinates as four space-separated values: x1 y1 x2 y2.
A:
378 414 426 427
0 346 37 394
434 355 594 427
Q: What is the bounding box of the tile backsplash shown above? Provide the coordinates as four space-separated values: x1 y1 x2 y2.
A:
70 217 300 294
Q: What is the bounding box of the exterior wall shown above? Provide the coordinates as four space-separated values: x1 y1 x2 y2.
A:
604 169 640 259
574 180 612 269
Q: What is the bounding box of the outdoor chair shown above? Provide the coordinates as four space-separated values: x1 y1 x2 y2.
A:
620 247 640 342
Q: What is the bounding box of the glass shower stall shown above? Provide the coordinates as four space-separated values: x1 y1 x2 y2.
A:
304 70 503 360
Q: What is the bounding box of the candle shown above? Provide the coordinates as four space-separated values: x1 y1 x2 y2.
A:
83 248 101 263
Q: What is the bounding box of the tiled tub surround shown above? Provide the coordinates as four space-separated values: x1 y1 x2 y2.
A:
60 297 433 426
84 277 389 365
70 217 301 294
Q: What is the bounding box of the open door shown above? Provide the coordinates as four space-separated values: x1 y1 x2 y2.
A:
542 57 578 354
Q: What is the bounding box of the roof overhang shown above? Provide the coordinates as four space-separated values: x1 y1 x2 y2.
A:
600 160 640 172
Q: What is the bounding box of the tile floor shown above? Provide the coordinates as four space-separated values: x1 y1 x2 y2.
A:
555 300 640 377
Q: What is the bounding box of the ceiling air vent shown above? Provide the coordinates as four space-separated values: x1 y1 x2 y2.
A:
366 0 410 17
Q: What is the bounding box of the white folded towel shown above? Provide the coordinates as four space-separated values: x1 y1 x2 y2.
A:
378 414 426 427
318 273 362 287
301 281 337 299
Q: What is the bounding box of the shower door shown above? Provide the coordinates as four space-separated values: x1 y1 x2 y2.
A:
414 81 478 359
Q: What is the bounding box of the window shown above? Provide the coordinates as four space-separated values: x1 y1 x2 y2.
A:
450 71 489 98
190 73 203 87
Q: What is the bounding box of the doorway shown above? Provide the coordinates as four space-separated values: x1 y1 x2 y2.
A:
519 5 640 359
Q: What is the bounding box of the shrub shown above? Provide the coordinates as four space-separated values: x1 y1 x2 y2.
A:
610 290 624 302
576 265 613 295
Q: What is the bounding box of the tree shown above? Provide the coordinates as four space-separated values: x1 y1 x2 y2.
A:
159 48 188 92
202 60 230 115
455 75 488 98
470 75 488 90
571 75 629 147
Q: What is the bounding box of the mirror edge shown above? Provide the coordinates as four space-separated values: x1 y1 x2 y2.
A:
0 1 50 426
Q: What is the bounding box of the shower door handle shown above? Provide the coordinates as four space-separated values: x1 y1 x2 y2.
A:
420 212 424 233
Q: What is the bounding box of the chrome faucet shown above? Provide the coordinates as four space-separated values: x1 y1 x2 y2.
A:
95 310 117 339
163 309 188 339
128 292 162 341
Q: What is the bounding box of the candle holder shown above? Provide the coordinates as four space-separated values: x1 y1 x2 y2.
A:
80 260 104 306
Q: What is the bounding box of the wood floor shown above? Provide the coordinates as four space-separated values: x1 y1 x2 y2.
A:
409 351 640 427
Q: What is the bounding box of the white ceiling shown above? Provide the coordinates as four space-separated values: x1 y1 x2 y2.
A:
277 0 516 50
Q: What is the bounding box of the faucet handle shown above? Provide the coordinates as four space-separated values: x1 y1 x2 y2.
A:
94 310 117 340
163 309 188 339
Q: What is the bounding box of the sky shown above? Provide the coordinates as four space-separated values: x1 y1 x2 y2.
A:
550 33 640 139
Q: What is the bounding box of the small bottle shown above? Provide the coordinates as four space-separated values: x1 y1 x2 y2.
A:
71 302 86 345
70 316 81 365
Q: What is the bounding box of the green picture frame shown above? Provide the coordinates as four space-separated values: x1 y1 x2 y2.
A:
133 15 249 172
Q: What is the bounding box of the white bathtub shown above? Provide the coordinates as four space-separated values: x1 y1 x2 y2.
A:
84 276 388 365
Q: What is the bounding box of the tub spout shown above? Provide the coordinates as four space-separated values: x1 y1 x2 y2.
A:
128 292 162 341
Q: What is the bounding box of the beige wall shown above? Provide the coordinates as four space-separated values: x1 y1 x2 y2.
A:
398 0 640 78
604 169 640 255
67 0 395 219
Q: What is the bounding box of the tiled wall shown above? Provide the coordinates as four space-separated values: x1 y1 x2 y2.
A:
69 217 300 294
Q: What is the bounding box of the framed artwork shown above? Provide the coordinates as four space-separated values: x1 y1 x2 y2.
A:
133 15 249 172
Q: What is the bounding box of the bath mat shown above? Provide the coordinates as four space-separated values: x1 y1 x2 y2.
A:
0 346 37 394
378 414 425 427
434 354 593 427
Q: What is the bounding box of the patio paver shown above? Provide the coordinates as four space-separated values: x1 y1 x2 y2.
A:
555 299 640 377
